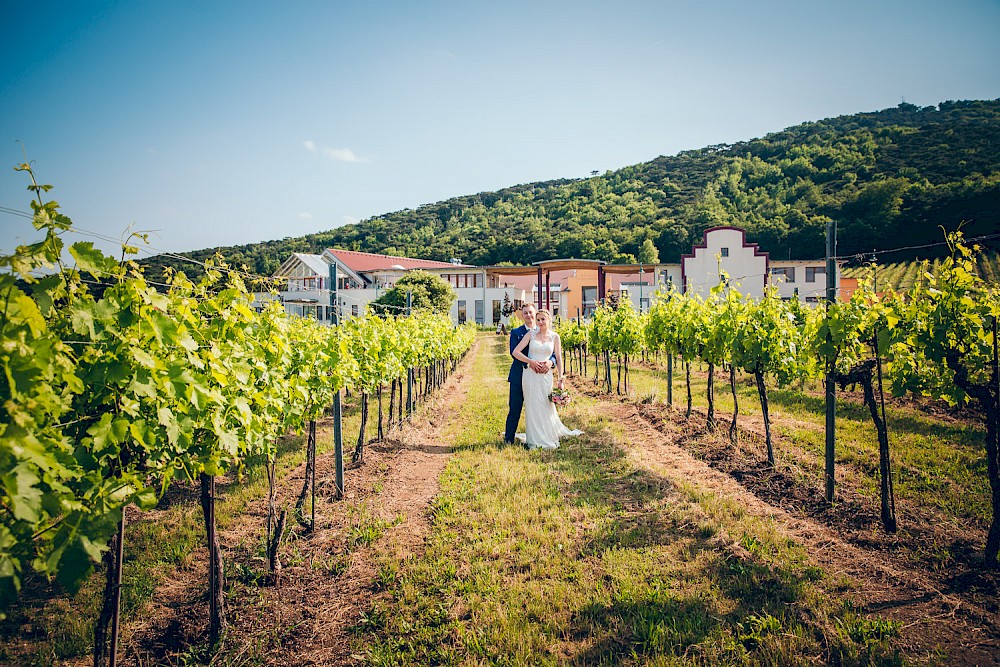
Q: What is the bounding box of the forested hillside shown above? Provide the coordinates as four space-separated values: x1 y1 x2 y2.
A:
144 99 1000 278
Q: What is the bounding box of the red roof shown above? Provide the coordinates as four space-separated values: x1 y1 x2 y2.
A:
326 248 461 273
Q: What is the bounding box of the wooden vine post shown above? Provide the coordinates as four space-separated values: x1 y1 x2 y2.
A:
330 261 345 499
108 514 125 666
200 473 225 646
667 354 673 407
824 218 837 502
990 315 1000 564
407 291 414 418
873 325 898 532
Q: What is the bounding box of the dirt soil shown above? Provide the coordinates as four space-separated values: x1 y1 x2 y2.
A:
108 344 480 667
629 357 988 424
568 375 1000 667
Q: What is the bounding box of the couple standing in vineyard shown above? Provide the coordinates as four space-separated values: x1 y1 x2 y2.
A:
504 303 583 449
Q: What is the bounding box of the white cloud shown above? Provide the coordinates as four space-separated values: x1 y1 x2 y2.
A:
324 147 363 162
341 215 359 226
298 212 313 220
304 141 369 162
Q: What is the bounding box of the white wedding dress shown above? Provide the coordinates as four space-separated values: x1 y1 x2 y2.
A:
516 332 583 450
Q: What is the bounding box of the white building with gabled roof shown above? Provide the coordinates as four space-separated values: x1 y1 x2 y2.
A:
681 226 769 298
675 226 839 303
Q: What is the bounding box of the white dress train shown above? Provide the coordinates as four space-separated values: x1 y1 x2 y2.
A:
515 332 583 450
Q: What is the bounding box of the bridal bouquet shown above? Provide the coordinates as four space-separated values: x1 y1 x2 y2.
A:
549 388 571 406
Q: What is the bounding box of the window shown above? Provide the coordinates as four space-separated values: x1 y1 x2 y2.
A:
352 304 359 317
475 300 484 324
457 300 467 324
581 286 598 317
720 247 729 257
806 266 826 283
805 296 819 303
492 300 501 324
771 267 796 283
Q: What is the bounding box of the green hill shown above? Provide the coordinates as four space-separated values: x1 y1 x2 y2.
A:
143 99 1000 279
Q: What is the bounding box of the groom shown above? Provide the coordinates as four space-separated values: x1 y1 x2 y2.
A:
504 303 556 444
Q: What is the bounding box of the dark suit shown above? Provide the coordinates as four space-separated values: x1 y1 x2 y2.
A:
504 325 556 443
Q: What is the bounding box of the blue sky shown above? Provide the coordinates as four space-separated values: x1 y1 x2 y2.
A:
2 0 998 258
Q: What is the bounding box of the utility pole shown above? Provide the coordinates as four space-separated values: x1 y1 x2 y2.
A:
330 262 344 499
825 219 837 502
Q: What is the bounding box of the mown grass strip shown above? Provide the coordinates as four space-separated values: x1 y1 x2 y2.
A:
357 339 906 666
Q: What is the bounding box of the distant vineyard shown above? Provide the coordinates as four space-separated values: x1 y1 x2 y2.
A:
842 250 1000 290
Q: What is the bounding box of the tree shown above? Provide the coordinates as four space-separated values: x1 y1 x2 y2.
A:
501 293 514 317
638 238 660 264
592 239 620 263
371 271 455 315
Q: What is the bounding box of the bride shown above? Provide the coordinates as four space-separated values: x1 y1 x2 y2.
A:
511 309 583 449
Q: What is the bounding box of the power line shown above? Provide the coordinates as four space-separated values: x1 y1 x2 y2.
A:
0 206 33 220
833 233 1000 262
64 225 283 286
1 203 283 286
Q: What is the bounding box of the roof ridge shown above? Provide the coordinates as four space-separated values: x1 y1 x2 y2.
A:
328 247 429 259
326 247 461 267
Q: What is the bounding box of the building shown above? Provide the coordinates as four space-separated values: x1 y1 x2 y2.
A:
255 249 528 325
256 227 842 325
679 226 841 303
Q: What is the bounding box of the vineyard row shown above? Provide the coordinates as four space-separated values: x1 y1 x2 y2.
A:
556 235 1000 568
0 172 475 658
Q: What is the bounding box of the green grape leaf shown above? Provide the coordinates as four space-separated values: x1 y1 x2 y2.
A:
2 468 42 523
69 241 115 276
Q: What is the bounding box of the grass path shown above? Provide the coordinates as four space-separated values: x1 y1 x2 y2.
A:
353 337 921 666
